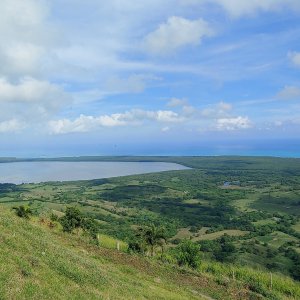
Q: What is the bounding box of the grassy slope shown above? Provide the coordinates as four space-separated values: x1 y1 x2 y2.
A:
0 207 256 300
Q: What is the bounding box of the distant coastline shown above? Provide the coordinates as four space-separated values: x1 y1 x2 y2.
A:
1 154 300 165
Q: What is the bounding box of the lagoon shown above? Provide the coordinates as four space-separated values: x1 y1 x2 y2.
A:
0 161 189 184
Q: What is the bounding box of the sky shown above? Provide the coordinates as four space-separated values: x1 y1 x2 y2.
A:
0 0 300 157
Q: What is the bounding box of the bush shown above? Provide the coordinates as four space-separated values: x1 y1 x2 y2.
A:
82 218 99 244
50 212 59 222
13 205 32 219
174 239 201 269
128 239 146 254
60 207 83 233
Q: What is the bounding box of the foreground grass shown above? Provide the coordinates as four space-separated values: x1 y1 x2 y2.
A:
0 207 247 300
200 261 300 300
1 208 300 299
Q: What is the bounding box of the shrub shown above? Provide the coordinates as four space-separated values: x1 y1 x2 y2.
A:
60 207 83 233
13 205 32 219
128 239 146 254
50 212 59 222
82 218 99 244
174 239 201 269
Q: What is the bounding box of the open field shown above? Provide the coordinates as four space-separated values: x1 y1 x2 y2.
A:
193 230 248 241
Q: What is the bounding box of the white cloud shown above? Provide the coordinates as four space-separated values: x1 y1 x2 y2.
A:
0 77 67 104
216 116 252 130
48 114 126 134
288 51 300 67
0 0 59 79
144 16 213 55
0 77 71 122
0 119 26 133
49 109 182 134
277 86 300 100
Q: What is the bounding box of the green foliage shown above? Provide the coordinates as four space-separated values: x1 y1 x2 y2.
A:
135 224 167 256
81 218 99 244
50 212 59 222
199 235 237 263
214 236 237 263
13 205 32 219
128 238 147 254
59 207 99 244
200 261 300 300
1 207 227 300
60 207 83 233
174 239 201 269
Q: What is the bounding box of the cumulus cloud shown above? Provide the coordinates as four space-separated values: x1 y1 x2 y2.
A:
216 116 252 131
48 102 249 135
144 16 213 55
0 77 67 104
48 114 126 134
0 77 71 122
0 0 59 79
288 51 300 67
49 109 182 134
277 86 300 100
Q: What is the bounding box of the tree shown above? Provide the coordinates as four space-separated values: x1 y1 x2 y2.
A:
174 239 201 269
60 207 83 233
138 224 167 257
214 236 237 263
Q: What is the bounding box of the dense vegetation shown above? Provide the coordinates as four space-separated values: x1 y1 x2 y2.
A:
1 156 300 299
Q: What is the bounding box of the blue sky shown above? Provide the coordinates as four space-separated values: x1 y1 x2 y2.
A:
0 0 300 157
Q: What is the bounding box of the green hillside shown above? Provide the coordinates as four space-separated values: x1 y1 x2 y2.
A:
1 207 300 300
0 208 205 300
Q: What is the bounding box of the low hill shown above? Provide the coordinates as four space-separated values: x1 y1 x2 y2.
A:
1 208 300 300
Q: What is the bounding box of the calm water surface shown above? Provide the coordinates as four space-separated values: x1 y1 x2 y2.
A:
0 161 189 184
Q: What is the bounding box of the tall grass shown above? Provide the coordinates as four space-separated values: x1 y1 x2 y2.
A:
199 261 300 299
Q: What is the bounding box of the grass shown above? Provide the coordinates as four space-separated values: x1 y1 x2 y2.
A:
0 207 209 300
253 219 277 226
2 207 300 299
292 222 300 233
193 230 248 241
0 207 255 300
199 261 300 300
256 231 298 248
97 234 128 252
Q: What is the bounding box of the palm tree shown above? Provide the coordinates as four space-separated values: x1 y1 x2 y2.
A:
138 224 167 257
